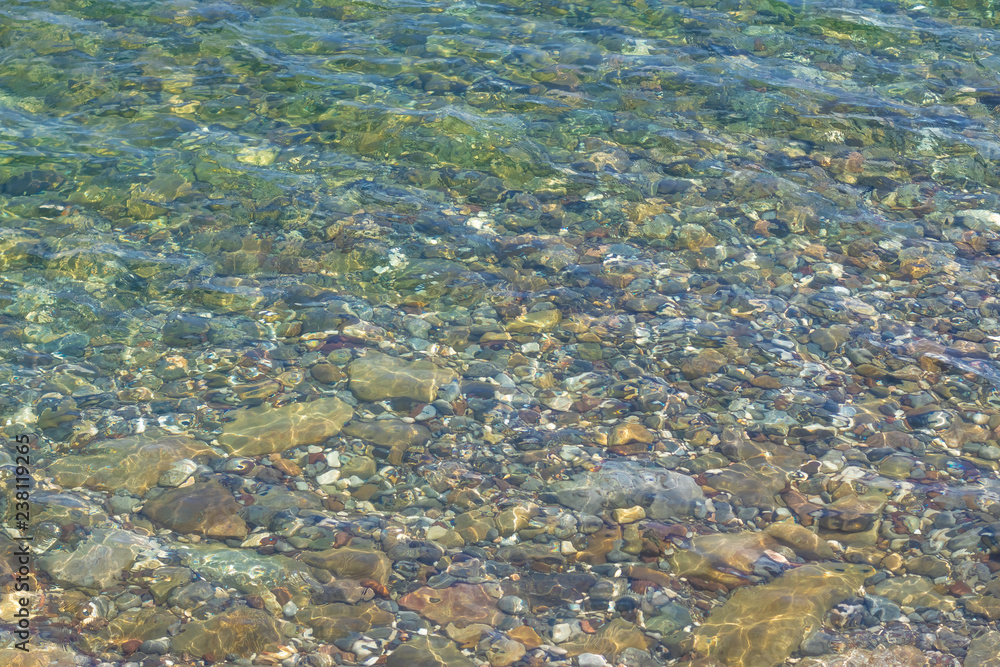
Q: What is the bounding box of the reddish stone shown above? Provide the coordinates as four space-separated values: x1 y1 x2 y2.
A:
271 457 302 477
323 498 346 512
949 581 974 597
121 639 142 656
399 584 503 625
688 576 728 594
518 409 540 424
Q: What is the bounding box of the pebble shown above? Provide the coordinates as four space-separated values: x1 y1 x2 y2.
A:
578 654 609 667
551 623 573 643
496 595 528 615
315 469 341 486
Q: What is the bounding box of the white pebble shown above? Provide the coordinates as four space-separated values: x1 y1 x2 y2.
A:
315 469 341 485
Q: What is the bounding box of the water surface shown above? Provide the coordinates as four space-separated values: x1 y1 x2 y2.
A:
3 0 1000 665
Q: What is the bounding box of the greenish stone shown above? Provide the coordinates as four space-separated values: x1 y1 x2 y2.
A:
47 431 216 495
348 351 457 403
170 606 281 658
217 397 353 456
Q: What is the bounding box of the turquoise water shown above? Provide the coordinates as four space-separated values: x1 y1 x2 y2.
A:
3 0 1000 665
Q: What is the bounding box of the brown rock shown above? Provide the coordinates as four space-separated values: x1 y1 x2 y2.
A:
486 636 525 667
670 532 775 586
507 625 543 649
692 563 874 667
966 630 1000 667
143 481 248 539
855 363 887 379
704 462 788 512
342 419 431 464
506 309 562 333
964 596 1000 621
0 649 78 667
445 623 490 648
751 375 782 389
562 618 653 658
905 555 951 579
809 327 849 352
873 576 955 612
625 565 673 589
170 606 281 658
572 525 621 565
898 257 934 280
865 431 917 450
270 456 302 477
610 423 655 447
295 602 394 641
299 546 391 586
400 584 503 625
817 492 886 533
680 349 726 380
120 640 142 657
781 488 824 526
386 635 473 667
310 363 344 384
765 521 835 560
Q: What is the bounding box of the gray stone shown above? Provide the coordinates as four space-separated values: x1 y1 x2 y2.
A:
167 581 215 608
980 444 1000 460
646 601 692 635
38 528 152 593
158 458 197 487
905 555 951 579
863 595 902 624
948 529 983 551
551 623 572 643
109 494 141 515
139 639 170 655
551 462 707 520
799 630 835 656
497 595 527 615
579 654 608 667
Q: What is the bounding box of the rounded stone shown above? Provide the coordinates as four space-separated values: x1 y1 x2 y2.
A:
497 595 528 615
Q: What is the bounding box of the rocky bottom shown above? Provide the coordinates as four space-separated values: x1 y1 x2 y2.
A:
4 336 1000 667
4 0 1000 665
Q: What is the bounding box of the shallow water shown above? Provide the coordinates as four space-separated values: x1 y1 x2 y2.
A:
3 0 1000 665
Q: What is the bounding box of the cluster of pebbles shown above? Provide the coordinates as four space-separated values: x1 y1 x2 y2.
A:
4 0 1000 666
5 223 1000 667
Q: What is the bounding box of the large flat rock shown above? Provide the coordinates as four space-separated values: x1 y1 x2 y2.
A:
170 606 281 658
348 351 456 402
342 418 431 464
48 431 215 495
38 528 153 593
691 563 875 667
143 481 247 539
300 545 392 586
218 396 353 456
